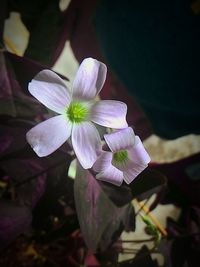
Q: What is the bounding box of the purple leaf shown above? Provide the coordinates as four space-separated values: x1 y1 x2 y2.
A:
74 163 135 251
0 121 30 158
32 167 75 232
0 51 46 118
130 168 167 201
100 182 133 207
91 168 166 208
0 200 32 250
152 153 200 206
31 174 46 208
1 149 71 207
5 52 68 92
0 51 68 119
166 205 200 267
119 245 158 267
0 52 16 116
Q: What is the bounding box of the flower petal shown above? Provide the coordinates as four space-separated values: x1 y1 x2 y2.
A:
128 136 151 165
72 58 107 100
26 115 72 157
29 70 71 113
123 163 148 184
72 122 102 169
96 165 124 186
104 127 135 153
94 151 123 186
91 100 128 129
115 136 151 184
93 151 113 172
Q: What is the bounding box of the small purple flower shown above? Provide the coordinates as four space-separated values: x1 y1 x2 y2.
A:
26 58 128 169
93 127 150 186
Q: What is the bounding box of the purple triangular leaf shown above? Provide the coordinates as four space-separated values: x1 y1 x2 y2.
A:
1 51 68 119
0 51 46 118
100 182 133 207
5 52 69 91
1 150 71 207
74 163 135 251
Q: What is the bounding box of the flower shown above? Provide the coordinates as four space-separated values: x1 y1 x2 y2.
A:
93 127 150 186
26 58 128 169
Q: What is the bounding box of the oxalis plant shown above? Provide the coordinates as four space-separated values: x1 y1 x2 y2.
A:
0 54 166 266
26 58 150 185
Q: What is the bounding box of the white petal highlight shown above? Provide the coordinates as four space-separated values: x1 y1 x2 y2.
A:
29 70 71 113
91 100 128 129
26 115 72 157
128 136 151 165
93 151 113 172
72 58 107 100
72 122 102 169
96 165 124 186
104 127 135 153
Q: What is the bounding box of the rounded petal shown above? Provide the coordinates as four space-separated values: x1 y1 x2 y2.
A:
29 70 71 113
128 136 151 165
72 122 102 169
93 151 113 172
26 115 72 157
91 100 128 129
72 58 107 100
116 136 151 184
96 165 124 186
104 127 135 153
123 164 148 184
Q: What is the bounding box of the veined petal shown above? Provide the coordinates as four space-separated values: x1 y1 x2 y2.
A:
72 58 107 100
123 163 148 184
72 122 102 169
29 70 71 114
26 115 72 157
91 100 128 129
93 151 113 172
96 165 124 186
128 136 151 165
116 136 151 184
104 127 135 153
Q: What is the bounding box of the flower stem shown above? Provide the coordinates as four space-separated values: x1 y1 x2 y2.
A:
136 199 168 237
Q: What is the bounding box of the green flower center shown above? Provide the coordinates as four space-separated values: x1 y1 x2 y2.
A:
67 101 89 123
113 150 128 164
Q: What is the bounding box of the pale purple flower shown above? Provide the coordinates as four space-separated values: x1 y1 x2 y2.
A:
93 127 150 186
26 58 128 169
